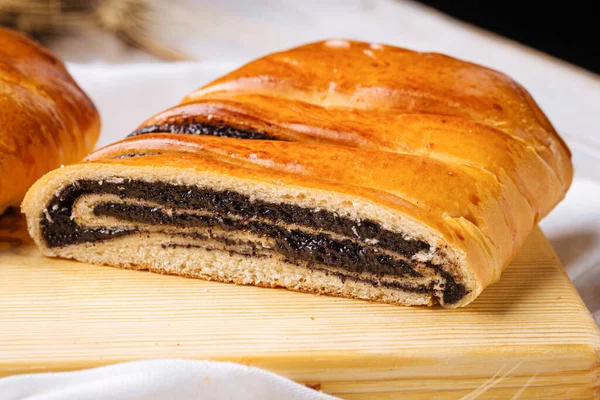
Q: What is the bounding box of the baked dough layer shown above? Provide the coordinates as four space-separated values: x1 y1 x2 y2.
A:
22 40 572 307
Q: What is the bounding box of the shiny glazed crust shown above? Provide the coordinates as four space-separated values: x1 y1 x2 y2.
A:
0 27 100 214
22 40 572 307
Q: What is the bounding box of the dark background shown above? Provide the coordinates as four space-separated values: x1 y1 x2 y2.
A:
416 1 599 74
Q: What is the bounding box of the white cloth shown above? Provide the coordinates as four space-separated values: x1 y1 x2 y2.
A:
0 360 337 400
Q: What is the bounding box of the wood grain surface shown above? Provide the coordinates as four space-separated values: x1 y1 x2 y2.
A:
0 210 598 399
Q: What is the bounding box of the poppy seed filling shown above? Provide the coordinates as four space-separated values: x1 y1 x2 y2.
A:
40 179 466 304
128 122 279 140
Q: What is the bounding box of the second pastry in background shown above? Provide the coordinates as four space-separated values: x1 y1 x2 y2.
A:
0 27 100 214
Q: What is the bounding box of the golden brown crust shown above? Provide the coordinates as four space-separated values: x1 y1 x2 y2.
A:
23 39 572 306
145 40 571 186
0 27 100 213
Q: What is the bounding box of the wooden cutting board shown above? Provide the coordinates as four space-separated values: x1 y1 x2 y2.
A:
0 211 598 399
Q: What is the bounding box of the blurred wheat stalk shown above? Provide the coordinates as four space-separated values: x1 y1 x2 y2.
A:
0 0 189 60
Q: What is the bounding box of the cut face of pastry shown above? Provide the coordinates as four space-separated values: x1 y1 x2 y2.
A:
22 40 572 307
